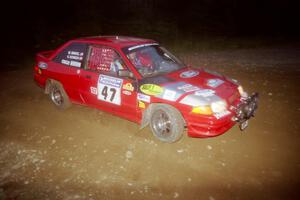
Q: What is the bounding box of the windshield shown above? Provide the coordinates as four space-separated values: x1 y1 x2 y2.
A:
123 45 185 78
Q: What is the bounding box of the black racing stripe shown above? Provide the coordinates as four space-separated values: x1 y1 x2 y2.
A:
139 76 174 85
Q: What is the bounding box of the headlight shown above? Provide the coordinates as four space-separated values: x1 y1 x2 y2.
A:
192 105 213 115
238 85 248 98
211 100 227 113
238 85 244 95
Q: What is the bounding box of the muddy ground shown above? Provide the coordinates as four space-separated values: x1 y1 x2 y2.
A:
0 48 300 200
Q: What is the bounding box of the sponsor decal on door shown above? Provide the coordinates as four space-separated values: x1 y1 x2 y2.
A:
97 75 123 105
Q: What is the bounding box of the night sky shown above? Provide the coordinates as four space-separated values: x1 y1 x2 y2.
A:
1 0 299 66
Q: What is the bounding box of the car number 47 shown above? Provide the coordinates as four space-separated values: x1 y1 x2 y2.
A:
101 86 116 101
98 85 121 105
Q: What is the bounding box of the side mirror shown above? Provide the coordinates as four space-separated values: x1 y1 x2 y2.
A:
118 70 134 79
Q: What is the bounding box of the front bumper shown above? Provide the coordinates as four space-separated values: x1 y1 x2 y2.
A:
186 93 259 138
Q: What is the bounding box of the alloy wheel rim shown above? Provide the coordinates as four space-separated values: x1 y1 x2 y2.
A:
153 110 172 138
51 86 63 106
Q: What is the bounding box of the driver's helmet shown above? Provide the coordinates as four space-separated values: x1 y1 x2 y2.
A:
128 51 153 68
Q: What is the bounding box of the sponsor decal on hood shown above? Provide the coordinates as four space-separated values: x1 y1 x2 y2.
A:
180 70 199 78
138 77 224 104
207 79 224 88
140 84 164 96
154 82 201 102
180 92 222 107
194 89 215 97
177 84 200 92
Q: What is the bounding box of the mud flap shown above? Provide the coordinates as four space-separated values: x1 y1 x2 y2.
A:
140 106 152 129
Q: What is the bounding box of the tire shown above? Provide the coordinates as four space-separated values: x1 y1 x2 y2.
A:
150 104 185 143
49 81 71 110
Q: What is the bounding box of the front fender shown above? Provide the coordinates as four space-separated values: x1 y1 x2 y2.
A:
140 103 156 129
140 103 186 129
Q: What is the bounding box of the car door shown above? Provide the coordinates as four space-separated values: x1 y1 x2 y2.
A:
79 45 139 122
50 42 88 103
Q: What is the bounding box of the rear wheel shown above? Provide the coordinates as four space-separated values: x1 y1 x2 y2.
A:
49 81 71 109
150 104 185 143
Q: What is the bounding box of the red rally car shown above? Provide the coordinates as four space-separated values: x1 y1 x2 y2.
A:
34 36 258 143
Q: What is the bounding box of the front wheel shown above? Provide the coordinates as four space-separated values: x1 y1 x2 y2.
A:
150 104 185 143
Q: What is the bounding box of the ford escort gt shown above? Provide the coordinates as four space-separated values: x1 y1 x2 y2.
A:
34 36 258 143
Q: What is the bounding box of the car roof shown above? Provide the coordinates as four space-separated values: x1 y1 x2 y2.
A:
74 36 157 49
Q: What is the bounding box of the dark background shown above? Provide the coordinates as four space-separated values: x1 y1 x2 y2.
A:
1 0 299 66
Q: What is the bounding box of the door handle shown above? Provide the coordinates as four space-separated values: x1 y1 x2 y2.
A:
85 75 91 79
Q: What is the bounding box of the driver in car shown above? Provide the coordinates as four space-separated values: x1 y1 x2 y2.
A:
128 51 154 68
128 51 142 67
128 51 154 76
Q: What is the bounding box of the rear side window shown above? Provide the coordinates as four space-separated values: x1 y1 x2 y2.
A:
86 46 127 75
53 42 88 68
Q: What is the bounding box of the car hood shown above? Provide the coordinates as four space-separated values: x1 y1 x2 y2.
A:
139 68 240 106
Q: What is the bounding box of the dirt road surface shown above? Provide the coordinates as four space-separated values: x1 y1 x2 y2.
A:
0 48 300 199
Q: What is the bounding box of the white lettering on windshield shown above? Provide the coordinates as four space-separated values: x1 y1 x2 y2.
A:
128 43 159 51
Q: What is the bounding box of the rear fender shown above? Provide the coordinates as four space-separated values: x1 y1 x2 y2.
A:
44 79 63 94
45 79 52 94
